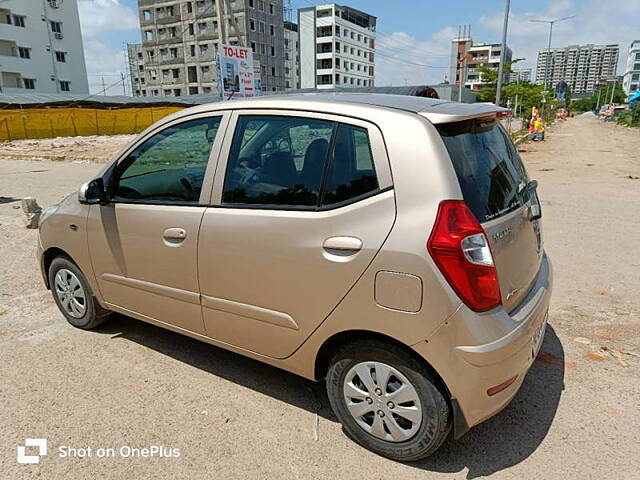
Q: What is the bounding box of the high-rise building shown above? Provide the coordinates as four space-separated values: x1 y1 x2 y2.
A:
135 0 285 97
283 21 299 90
298 4 376 90
622 40 640 96
535 44 619 94
449 37 512 91
0 0 89 94
127 43 145 96
507 68 532 84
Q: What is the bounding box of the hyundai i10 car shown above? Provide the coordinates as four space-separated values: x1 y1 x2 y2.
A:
38 93 552 461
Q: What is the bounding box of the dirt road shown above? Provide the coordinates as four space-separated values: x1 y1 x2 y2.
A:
1 114 639 479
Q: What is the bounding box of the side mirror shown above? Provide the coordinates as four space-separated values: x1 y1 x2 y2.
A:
78 178 107 205
527 180 542 221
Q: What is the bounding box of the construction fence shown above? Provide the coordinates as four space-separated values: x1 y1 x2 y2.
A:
0 106 185 141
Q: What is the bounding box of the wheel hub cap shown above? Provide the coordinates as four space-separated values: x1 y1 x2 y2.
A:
343 361 422 442
54 269 86 319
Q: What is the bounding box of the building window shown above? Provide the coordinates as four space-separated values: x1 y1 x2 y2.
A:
271 66 276 76
270 46 275 56
269 3 274 14
143 10 152 20
258 0 265 11
270 24 274 36
249 0 254 7
187 2 193 13
190 44 196 56
18 47 31 59
55 51 66 62
12 15 26 27
23 78 36 89
199 44 209 54
60 81 70 92
50 21 62 33
251 41 256 53
259 21 265 33
188 23 194 35
250 19 256 31
145 31 154 41
261 43 266 55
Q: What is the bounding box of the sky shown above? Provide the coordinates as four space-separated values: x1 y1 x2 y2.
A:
78 0 640 94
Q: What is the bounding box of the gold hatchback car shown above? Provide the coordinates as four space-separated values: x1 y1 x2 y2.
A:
38 94 552 461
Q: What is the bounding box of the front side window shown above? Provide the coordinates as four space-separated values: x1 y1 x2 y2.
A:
222 116 380 209
112 117 222 204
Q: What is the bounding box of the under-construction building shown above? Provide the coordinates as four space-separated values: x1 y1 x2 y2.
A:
130 0 286 96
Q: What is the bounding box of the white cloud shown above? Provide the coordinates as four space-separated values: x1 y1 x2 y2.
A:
78 0 139 38
83 40 129 95
375 27 455 86
78 0 140 94
479 0 638 76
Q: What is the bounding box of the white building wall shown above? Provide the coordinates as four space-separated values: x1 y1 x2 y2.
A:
298 7 316 89
622 40 640 96
0 0 89 94
298 3 375 90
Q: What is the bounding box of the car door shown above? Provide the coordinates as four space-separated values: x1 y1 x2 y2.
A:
87 112 229 334
198 110 396 359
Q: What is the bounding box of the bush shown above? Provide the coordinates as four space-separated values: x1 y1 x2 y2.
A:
616 103 640 128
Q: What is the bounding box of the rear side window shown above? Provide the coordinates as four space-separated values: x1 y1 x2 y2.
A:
222 115 380 209
437 119 529 223
322 124 379 206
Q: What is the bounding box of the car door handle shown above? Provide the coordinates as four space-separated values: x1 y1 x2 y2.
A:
163 227 187 240
323 236 362 252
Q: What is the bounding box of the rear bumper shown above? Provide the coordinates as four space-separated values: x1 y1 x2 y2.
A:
413 252 553 435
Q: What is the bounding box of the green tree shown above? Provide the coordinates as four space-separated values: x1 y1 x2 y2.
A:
571 85 627 112
474 59 523 104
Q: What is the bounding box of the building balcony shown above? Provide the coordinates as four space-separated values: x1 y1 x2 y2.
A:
156 14 182 25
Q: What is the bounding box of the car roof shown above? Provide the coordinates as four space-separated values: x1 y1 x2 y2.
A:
174 93 507 125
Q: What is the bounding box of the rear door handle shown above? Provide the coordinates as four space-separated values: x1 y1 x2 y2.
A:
163 227 187 240
323 236 362 252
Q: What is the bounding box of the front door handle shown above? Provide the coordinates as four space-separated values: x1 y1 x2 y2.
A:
163 227 187 241
323 236 362 252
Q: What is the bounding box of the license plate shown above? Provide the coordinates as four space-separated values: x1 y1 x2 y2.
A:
532 312 548 357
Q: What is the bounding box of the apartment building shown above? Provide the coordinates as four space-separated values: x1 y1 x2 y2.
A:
127 43 145 96
622 40 640 96
298 4 376 90
507 68 532 84
283 21 299 90
449 37 512 91
535 44 619 94
136 0 285 97
0 0 89 94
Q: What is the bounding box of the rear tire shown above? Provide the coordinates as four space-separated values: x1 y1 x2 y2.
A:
326 339 451 462
48 256 110 330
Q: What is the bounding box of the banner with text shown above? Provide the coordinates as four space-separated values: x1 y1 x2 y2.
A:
218 44 258 100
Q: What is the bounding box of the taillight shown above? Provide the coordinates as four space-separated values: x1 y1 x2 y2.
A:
427 200 502 312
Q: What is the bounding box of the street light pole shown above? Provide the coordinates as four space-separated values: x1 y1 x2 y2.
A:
495 0 510 106
530 16 576 90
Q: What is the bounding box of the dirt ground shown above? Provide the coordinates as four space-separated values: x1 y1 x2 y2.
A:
1 114 639 479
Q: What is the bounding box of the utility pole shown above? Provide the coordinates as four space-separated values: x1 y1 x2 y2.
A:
609 80 616 104
495 0 510 106
121 72 127 95
101 77 106 96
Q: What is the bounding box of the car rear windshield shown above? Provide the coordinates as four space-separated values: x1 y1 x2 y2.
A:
437 117 529 223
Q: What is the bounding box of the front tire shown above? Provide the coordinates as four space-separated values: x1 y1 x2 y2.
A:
48 256 109 329
326 340 451 462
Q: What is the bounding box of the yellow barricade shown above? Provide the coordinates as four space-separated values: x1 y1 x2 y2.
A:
0 106 185 141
